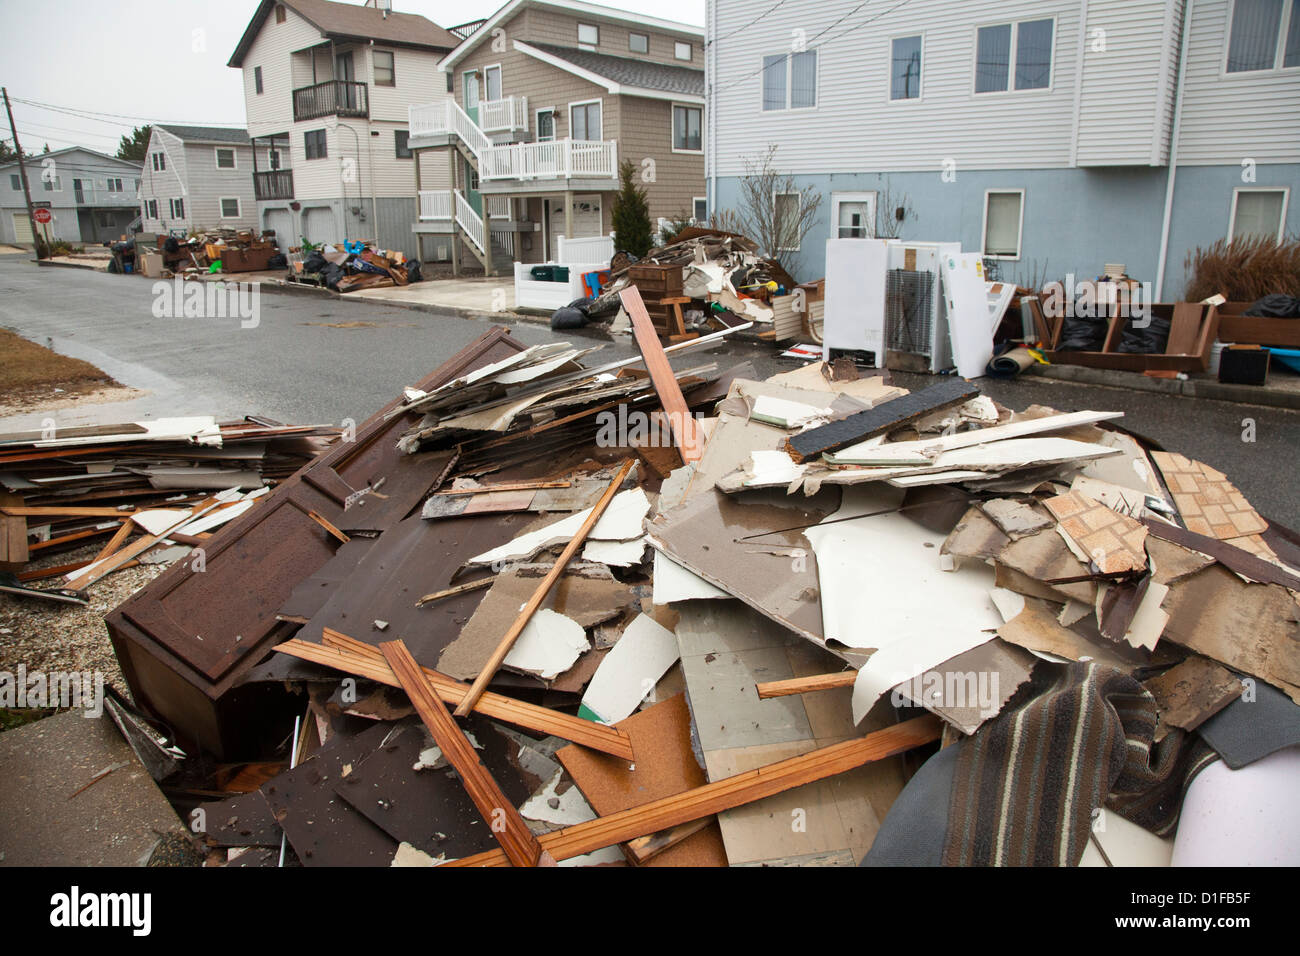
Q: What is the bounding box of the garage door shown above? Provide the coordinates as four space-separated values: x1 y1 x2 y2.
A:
547 194 602 257
263 209 294 252
12 212 34 244
302 207 337 248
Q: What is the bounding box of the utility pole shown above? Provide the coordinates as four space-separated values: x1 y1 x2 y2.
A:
2 87 42 259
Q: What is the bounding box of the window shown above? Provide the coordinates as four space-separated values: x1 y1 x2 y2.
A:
152 152 166 171
672 104 702 151
169 197 186 219
221 198 241 218
834 193 876 238
976 20 1053 92
675 41 691 61
761 51 817 110
42 176 60 191
215 148 236 169
305 129 327 160
570 101 602 140
578 23 598 49
982 190 1024 258
536 109 555 142
374 50 395 86
693 197 707 222
106 177 123 191
146 199 158 219
10 174 20 189
891 35 922 100
269 148 281 170
1230 188 1289 240
484 65 502 101
395 130 412 158
254 65 263 95
774 193 800 250
630 32 648 54
99 212 115 228
275 4 286 23
1227 0 1300 71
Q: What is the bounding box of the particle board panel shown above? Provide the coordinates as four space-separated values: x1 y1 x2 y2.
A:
1151 452 1275 560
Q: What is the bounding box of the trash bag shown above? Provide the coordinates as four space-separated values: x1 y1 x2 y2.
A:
266 254 287 270
1117 314 1171 354
303 251 328 273
1056 316 1109 352
567 296 596 314
164 236 180 254
405 260 422 284
1245 294 1300 319
551 306 589 329
319 261 346 290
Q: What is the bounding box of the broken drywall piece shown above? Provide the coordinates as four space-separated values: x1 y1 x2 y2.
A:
1144 656 1243 740
990 587 1026 623
1044 491 1149 574
1118 579 1169 651
520 770 598 826
131 509 192 536
997 598 1138 671
578 613 680 725
468 487 650 566
749 395 833 430
1058 600 1092 627
718 450 808 492
981 499 1053 537
391 842 444 867
581 536 647 567
1069 475 1150 519
651 549 729 603
942 507 1011 566
502 608 591 681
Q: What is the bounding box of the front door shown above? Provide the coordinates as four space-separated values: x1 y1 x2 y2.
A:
463 156 482 218
74 179 87 203
335 51 356 110
831 192 876 238
463 71 480 125
536 109 554 142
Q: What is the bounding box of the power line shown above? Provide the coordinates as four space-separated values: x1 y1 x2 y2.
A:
706 0 791 48
11 96 242 128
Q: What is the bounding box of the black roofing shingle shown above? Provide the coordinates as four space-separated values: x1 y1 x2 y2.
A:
529 43 704 97
157 125 250 145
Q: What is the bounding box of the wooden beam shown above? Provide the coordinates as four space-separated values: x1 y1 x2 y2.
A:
622 818 712 865
756 671 857 699
433 480 571 496
416 576 494 606
274 631 635 760
452 458 635 717
307 509 349 543
444 715 941 866
0 506 137 518
380 639 547 867
92 520 135 564
620 286 703 463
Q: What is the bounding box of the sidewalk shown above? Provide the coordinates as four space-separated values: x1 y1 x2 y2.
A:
347 274 540 321
1035 362 1300 411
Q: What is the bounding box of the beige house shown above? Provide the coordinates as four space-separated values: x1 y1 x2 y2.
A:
407 0 705 273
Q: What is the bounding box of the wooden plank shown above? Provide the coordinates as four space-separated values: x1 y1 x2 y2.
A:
0 491 30 565
92 520 135 564
274 632 635 760
0 506 137 518
452 458 635 717
1165 302 1203 356
416 576 495 606
756 671 857 699
622 818 713 865
620 286 704 463
433 480 570 496
379 639 547 867
444 715 941 867
65 497 220 591
786 378 980 463
307 509 350 543
29 526 118 552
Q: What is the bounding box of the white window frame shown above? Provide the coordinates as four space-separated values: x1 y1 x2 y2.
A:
220 197 242 219
671 102 703 154
888 33 925 103
169 197 186 220
629 32 648 54
831 191 878 239
146 199 158 220
774 190 801 251
483 64 503 102
1227 186 1290 241
569 98 603 141
1222 0 1300 76
693 196 707 222
578 23 599 50
106 177 124 192
981 188 1025 260
972 18 1056 95
675 41 692 61
152 151 166 171
373 49 396 87
535 108 555 142
214 147 237 170
760 50 819 112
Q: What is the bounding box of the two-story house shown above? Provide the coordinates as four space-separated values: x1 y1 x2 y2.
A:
0 147 142 246
139 126 260 235
406 0 706 274
707 0 1299 297
227 0 460 254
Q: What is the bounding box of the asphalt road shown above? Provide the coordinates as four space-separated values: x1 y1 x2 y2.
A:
3 252 1298 527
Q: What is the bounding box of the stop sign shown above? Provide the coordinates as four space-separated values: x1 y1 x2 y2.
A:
33 208 51 224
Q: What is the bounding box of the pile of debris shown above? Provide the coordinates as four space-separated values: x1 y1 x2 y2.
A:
83 289 1299 867
123 230 283 279
290 241 422 293
0 417 340 604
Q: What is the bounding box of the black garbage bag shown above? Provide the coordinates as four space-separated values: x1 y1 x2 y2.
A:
319 261 346 290
1056 315 1110 352
164 236 180 254
406 260 422 283
1245 294 1300 318
551 303 589 329
1117 314 1171 354
267 253 287 269
303 251 328 273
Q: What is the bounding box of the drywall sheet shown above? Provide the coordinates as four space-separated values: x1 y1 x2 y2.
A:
467 487 650 567
941 252 993 379
822 238 888 363
651 549 729 602
578 613 680 725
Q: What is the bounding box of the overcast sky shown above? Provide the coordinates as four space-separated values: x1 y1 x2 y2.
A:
0 0 705 157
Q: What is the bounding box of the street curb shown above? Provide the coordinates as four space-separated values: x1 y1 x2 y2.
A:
35 259 105 272
1034 364 1300 410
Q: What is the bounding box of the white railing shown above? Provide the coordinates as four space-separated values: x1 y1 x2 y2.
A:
479 96 529 132
454 189 485 254
409 101 616 182
555 233 615 263
418 189 453 220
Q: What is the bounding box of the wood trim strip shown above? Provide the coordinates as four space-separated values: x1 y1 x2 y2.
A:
756 671 857 699
620 286 703 463
452 458 635 717
444 715 941 866
380 639 545 867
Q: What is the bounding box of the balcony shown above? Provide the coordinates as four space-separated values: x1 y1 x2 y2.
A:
480 139 617 181
479 96 529 133
292 80 368 122
254 169 295 201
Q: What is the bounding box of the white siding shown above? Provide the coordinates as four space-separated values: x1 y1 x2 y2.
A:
140 128 189 233
710 0 1084 175
1177 0 1300 165
242 7 319 136
1074 0 1174 166
182 142 258 230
